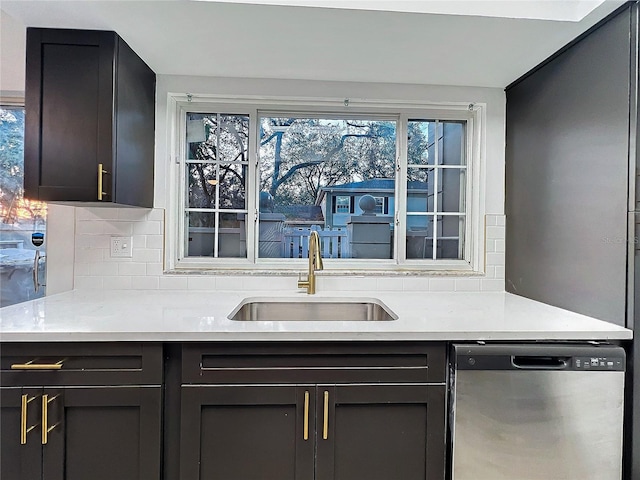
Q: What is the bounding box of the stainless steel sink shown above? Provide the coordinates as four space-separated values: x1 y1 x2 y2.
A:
228 297 398 321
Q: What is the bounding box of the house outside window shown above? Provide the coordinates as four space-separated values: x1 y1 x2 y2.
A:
171 96 483 272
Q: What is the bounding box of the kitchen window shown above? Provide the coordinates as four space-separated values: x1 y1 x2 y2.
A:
170 96 483 272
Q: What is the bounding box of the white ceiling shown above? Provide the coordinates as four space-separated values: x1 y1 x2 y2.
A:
0 0 628 92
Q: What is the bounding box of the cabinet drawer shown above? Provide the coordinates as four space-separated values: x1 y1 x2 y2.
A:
182 342 446 384
0 343 162 386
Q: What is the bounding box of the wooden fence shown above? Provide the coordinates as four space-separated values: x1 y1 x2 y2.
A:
282 226 350 259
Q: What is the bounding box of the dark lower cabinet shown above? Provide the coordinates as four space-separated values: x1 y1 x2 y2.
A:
178 343 447 480
0 343 163 480
179 384 446 480
316 384 446 480
1 388 42 480
0 386 161 480
44 387 162 480
180 385 315 480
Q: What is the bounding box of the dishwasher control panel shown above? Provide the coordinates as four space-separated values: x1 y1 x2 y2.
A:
574 356 624 371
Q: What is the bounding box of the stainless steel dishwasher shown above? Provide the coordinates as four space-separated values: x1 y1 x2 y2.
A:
451 344 625 480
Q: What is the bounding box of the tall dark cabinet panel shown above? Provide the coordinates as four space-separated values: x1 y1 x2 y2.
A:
24 28 155 207
505 6 632 326
505 4 638 479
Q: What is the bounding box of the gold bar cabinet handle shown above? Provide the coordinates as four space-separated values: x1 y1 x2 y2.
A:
41 394 58 445
42 394 48 445
12 361 63 370
97 163 108 200
303 391 309 440
323 391 329 440
20 394 36 445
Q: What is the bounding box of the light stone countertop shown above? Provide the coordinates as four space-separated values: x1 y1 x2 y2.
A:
0 289 631 342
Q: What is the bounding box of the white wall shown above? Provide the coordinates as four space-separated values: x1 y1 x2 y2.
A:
0 10 25 94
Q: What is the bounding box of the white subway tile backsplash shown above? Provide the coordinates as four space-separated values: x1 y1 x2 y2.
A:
117 208 153 221
481 279 504 291
74 276 104 289
132 248 162 263
103 275 133 290
75 247 105 263
132 235 147 248
146 263 164 276
103 222 134 236
159 276 189 290
455 278 481 292
76 221 104 235
485 265 496 279
131 276 160 290
216 276 245 291
69 207 505 294
73 263 90 277
118 262 148 276
486 225 505 240
88 262 119 276
486 252 506 266
187 276 218 290
376 278 404 291
428 278 456 291
75 234 108 249
402 277 429 291
323 277 378 292
76 207 119 221
133 221 163 235
146 235 164 249
485 215 498 226
146 209 165 222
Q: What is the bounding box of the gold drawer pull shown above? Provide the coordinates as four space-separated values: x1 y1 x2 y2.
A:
20 394 37 445
41 394 58 445
12 361 63 370
323 391 329 440
97 163 108 200
303 391 309 441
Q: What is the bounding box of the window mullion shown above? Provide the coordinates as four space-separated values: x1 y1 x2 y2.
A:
178 106 188 262
396 114 408 263
432 121 440 260
247 108 259 264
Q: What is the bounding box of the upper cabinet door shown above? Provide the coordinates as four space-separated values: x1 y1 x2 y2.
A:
24 28 155 207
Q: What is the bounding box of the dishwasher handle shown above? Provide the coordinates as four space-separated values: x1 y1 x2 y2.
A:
511 356 569 370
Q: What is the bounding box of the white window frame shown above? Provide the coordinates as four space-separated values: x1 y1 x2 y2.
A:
165 94 485 274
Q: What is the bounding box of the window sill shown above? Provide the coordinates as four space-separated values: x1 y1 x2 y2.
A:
164 267 484 277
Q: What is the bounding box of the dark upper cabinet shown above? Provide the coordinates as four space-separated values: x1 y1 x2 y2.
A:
24 28 155 207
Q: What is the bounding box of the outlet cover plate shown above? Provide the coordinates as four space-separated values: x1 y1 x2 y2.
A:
110 236 133 258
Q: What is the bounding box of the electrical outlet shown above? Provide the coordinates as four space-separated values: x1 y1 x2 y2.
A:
110 236 133 258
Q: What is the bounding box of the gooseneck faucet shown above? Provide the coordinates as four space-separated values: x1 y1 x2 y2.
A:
298 230 324 294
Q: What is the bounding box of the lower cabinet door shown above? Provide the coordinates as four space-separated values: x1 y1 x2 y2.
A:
180 385 315 480
41 386 162 480
0 387 42 480
315 384 446 480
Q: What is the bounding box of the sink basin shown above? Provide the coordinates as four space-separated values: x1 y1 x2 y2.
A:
228 297 398 321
